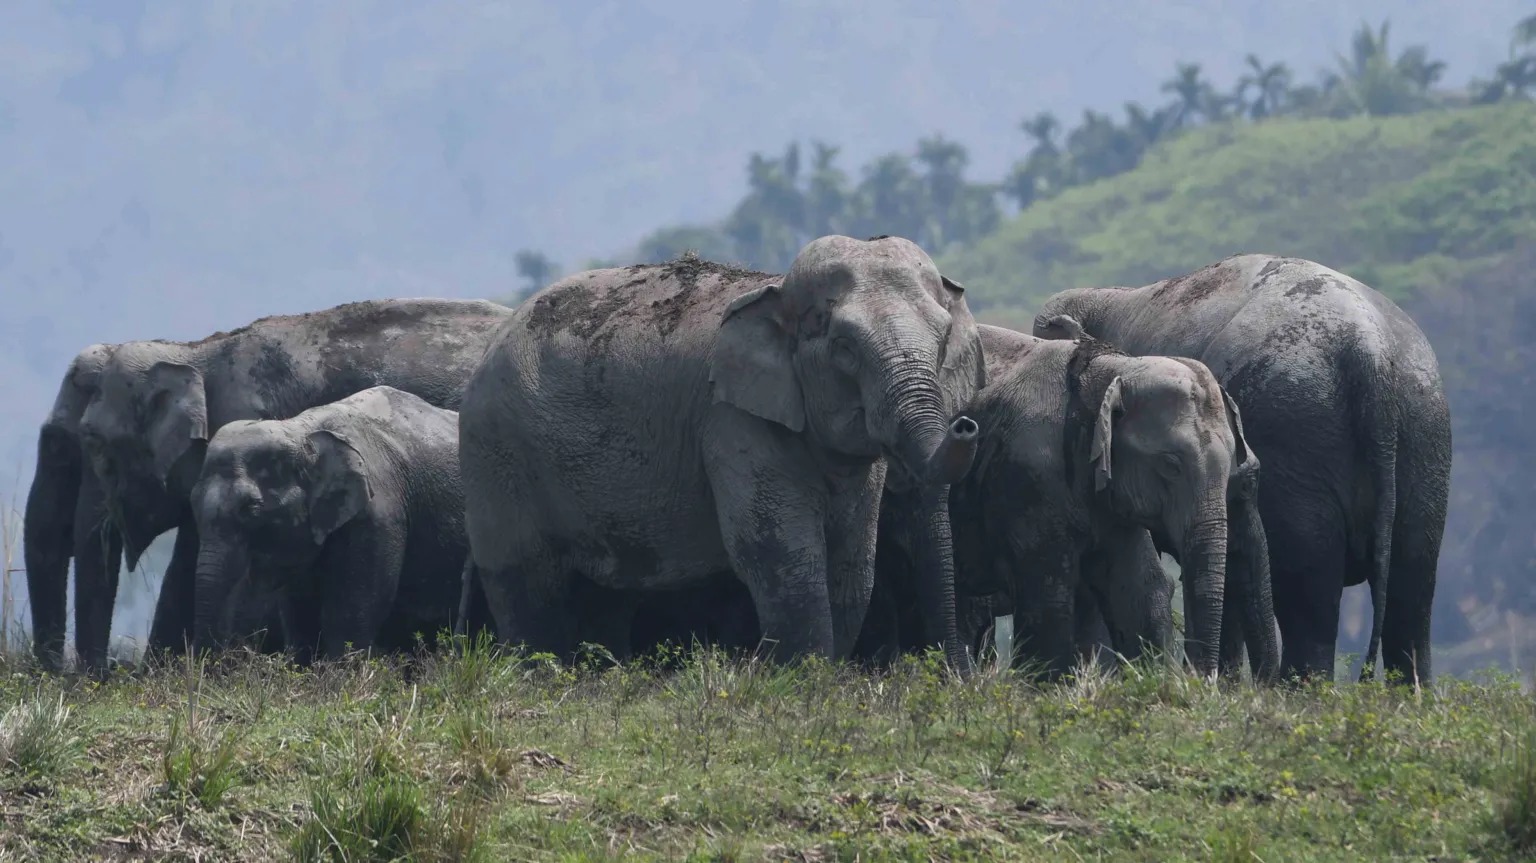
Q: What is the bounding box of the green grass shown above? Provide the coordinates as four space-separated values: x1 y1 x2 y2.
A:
941 102 1536 324
0 639 1533 862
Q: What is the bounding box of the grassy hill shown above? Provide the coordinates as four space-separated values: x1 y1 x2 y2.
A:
943 102 1536 328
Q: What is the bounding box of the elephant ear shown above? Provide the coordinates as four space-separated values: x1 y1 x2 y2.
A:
145 361 209 486
1089 375 1124 492
305 429 373 545
1220 387 1255 469
938 275 987 410
709 283 806 432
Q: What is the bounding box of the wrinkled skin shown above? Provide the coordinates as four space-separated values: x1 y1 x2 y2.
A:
190 387 469 662
23 345 120 671
1035 254 1450 684
859 325 1276 679
72 298 514 673
460 238 986 669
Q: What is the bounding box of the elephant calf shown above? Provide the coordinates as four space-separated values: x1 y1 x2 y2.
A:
863 324 1280 680
189 386 469 661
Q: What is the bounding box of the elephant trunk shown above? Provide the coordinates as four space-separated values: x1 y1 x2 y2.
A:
923 417 980 485
193 536 247 654
1232 502 1280 682
1181 502 1228 678
888 368 979 674
23 434 80 670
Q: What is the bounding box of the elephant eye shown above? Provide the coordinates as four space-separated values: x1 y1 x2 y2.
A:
830 337 860 374
1158 453 1182 477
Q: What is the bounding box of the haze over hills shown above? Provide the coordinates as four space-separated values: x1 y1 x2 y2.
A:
0 2 1530 664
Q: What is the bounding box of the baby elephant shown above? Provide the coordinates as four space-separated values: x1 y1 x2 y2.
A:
189 386 467 662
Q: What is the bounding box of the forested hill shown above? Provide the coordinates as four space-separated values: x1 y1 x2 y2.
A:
940 104 1536 322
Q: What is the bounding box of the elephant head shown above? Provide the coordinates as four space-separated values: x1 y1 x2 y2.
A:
709 234 985 668
1067 338 1264 677
189 421 373 652
77 343 210 569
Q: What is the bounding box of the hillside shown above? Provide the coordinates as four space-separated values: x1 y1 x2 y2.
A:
943 102 1536 325
938 101 1536 673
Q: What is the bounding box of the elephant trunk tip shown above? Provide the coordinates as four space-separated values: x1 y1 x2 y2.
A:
925 415 980 485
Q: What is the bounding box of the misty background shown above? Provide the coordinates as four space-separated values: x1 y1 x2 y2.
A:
1 1 1531 677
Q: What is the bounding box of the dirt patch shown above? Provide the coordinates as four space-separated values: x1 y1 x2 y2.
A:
1284 275 1332 299
1154 263 1231 308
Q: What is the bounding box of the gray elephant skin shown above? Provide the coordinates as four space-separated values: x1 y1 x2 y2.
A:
860 324 1278 680
23 345 122 671
190 386 468 661
61 298 513 673
459 238 986 668
1034 254 1451 684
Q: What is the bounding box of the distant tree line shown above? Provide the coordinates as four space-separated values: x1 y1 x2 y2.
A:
510 14 1536 288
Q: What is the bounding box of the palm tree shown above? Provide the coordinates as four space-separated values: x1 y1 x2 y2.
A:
1476 13 1536 103
1020 112 1061 157
804 141 850 238
1327 20 1447 116
1236 55 1293 120
1161 62 1209 129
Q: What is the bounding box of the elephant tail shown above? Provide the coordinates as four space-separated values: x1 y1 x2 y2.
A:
1358 355 1400 685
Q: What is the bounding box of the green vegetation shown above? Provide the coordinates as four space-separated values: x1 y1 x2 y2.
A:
2 643 1534 861
942 102 1536 324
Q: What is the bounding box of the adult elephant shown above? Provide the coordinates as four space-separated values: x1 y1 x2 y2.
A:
190 387 468 662
23 345 120 671
859 324 1276 680
1034 254 1450 684
71 298 515 674
460 239 985 668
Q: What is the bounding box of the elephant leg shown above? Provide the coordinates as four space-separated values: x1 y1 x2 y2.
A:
852 571 900 666
70 468 123 675
477 538 580 662
1012 547 1078 680
1073 582 1112 668
1379 472 1445 687
1219 591 1247 680
824 465 883 660
704 421 834 662
280 586 321 667
574 580 635 663
1263 500 1346 683
316 525 405 660
147 516 201 660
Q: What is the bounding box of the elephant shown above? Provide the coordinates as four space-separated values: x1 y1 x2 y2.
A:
1033 254 1451 684
23 344 120 671
459 239 986 669
69 298 515 673
856 324 1276 680
189 386 468 661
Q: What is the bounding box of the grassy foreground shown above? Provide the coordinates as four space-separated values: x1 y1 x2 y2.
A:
1 641 1533 862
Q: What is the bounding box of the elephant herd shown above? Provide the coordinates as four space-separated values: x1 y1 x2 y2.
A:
22 236 1451 688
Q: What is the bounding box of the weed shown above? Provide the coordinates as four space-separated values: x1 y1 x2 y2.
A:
159 710 243 809
0 691 80 781
1498 727 1536 853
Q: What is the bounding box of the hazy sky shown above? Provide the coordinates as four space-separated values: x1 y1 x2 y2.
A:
0 1 1525 637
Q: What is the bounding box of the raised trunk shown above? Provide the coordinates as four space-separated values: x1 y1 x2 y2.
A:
22 439 80 670
1232 503 1280 682
1181 503 1228 678
193 537 247 654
